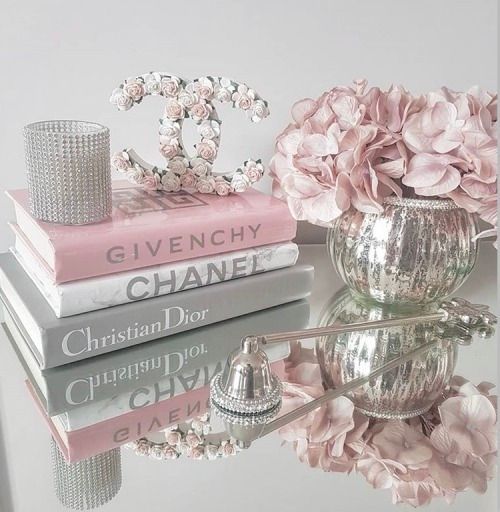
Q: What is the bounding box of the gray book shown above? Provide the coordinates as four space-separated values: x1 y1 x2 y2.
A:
2 299 310 416
0 253 314 369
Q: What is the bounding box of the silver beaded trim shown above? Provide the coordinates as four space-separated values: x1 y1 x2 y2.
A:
354 404 432 420
384 196 460 210
211 399 282 426
210 373 282 414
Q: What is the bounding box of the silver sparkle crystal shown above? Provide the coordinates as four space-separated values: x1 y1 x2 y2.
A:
51 438 122 510
24 120 111 225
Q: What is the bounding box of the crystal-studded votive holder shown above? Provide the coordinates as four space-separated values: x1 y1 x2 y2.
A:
24 120 111 224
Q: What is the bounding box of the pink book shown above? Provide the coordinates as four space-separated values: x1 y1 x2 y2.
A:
28 360 286 462
7 182 297 283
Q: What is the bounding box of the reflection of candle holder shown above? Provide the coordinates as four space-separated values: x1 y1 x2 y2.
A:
51 438 121 510
24 120 111 225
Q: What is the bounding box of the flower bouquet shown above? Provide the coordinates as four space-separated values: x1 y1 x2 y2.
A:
279 343 497 507
271 80 497 241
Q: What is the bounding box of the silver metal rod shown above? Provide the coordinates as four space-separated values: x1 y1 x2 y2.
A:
259 338 439 437
260 312 444 345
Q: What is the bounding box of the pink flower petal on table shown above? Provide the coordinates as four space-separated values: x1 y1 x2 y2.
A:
439 395 497 456
291 98 317 124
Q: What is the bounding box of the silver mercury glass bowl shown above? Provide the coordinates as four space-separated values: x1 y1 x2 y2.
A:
327 197 479 305
316 288 457 419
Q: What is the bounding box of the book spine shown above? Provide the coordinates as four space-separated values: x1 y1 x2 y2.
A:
62 361 285 462
41 265 314 369
54 207 297 283
14 238 299 317
44 300 307 416
68 386 211 462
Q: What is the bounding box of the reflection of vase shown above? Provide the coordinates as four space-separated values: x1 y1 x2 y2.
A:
327 197 478 304
316 288 457 419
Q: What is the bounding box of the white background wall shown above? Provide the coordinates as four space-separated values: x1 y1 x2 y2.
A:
0 0 497 246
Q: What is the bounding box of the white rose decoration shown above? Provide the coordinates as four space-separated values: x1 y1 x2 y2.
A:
125 164 144 184
161 171 181 192
110 88 133 111
168 156 188 175
196 176 216 194
193 77 214 100
214 178 231 196
123 79 145 101
198 120 220 140
111 151 130 171
214 77 235 103
231 173 251 193
178 90 198 109
159 120 181 139
232 84 255 110
243 160 264 183
144 73 162 95
250 99 269 122
190 157 212 176
161 77 181 97
165 99 185 120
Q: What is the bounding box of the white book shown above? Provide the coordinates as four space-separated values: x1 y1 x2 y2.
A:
12 236 299 318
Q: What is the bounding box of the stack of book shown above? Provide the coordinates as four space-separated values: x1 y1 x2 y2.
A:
1 181 314 370
3 295 310 461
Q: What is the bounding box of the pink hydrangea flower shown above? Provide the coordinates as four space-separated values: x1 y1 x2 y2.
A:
272 80 497 241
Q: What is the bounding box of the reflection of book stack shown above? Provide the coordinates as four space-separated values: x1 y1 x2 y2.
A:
2 182 314 368
5 299 310 462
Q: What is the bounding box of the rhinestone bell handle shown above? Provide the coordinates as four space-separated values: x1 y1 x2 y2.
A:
251 297 496 346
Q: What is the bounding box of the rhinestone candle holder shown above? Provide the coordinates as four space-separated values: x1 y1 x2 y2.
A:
24 120 111 224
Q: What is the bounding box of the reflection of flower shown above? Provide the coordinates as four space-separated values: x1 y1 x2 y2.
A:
279 341 498 507
272 81 498 241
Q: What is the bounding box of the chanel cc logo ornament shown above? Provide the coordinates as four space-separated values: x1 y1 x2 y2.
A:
110 73 269 195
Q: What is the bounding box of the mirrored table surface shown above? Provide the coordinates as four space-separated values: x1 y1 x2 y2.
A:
0 245 497 512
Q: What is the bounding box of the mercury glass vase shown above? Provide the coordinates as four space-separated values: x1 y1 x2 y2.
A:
316 288 457 419
327 197 479 305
